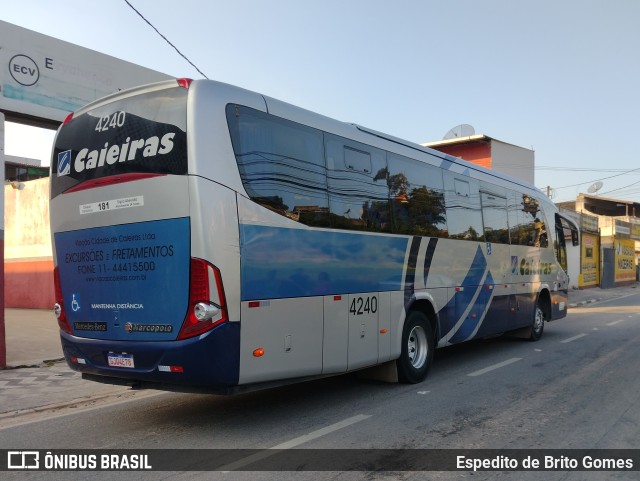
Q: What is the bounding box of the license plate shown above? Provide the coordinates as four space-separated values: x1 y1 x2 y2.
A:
107 353 135 368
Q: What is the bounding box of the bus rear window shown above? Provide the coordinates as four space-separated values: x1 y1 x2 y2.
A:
51 86 188 198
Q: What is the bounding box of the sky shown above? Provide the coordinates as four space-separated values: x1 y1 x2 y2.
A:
2 0 640 203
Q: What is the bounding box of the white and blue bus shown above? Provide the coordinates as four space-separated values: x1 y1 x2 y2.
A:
50 78 571 393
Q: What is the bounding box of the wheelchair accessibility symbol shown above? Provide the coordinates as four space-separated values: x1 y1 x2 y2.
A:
71 294 81 312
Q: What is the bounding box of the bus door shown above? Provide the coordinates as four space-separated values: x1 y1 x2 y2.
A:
553 214 573 314
508 193 540 328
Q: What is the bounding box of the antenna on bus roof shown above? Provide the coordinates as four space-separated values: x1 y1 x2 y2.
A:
587 181 603 195
443 124 475 140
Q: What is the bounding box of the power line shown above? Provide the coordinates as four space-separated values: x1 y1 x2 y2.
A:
601 179 640 196
547 166 640 190
536 166 638 173
123 0 209 79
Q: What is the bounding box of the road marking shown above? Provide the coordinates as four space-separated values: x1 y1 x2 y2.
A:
220 414 371 472
467 358 522 377
561 333 587 343
417 391 430 395
607 319 625 326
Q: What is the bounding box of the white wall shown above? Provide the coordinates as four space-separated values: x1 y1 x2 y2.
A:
0 20 172 124
491 140 535 185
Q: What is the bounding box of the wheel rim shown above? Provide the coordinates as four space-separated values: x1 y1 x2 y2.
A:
407 325 428 369
533 307 544 333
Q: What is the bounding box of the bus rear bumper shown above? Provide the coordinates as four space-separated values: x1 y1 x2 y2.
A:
59 322 240 391
550 289 569 320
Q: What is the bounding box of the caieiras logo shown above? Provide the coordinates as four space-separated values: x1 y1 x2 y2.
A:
73 133 175 173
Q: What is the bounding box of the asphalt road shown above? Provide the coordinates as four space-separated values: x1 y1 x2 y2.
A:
2 293 640 480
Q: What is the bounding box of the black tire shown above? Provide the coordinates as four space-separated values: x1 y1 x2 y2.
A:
397 310 434 384
529 302 545 341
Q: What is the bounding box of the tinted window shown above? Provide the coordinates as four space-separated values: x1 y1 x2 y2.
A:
522 194 548 247
227 105 329 227
325 135 390 232
387 153 447 237
51 86 188 198
555 214 569 271
481 192 509 244
508 192 523 245
444 175 482 241
508 193 548 247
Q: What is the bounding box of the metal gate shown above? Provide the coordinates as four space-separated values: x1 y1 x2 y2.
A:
601 248 615 289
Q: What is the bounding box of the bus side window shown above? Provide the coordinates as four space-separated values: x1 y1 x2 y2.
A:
443 174 482 241
325 135 390 233
508 192 523 245
227 105 330 227
480 191 509 244
511 193 548 247
387 153 447 237
555 213 568 271
555 214 578 271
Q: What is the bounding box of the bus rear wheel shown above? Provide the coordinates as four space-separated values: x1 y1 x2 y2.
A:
529 303 545 341
397 310 434 384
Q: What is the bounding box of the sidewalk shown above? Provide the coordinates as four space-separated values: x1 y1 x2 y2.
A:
1 309 134 420
4 308 63 367
1 283 639 419
566 282 639 307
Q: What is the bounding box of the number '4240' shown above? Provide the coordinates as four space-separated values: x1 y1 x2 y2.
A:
95 111 126 132
349 296 378 316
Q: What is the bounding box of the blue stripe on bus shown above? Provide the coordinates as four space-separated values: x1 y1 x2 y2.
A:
441 245 494 343
455 245 487 302
422 238 439 286
404 236 422 309
239 225 409 301
448 270 495 343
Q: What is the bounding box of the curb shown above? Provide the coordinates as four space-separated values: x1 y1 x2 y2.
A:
0 390 129 421
0 389 162 426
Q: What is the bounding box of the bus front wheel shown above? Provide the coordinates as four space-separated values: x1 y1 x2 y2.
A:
529 303 545 341
397 310 434 384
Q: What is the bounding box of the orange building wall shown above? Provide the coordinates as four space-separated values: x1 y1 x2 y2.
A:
1 236 5 368
5 258 55 309
5 178 54 309
430 142 492 169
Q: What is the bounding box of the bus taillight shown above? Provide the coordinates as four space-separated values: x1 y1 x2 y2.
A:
178 258 228 340
53 267 73 334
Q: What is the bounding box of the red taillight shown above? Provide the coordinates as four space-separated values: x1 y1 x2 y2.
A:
53 267 73 334
177 78 192 89
190 257 210 301
177 258 228 340
63 112 74 125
